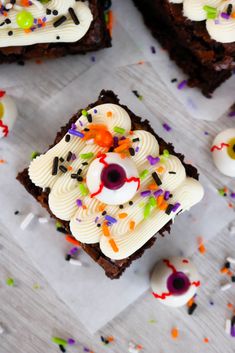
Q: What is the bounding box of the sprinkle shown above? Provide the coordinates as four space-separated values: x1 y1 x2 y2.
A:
156 166 165 174
53 15 67 27
153 189 163 197
149 196 157 206
162 123 172 132
203 338 209 343
105 215 117 224
6 277 14 286
129 220 135 230
151 45 156 54
221 283 232 292
221 12 230 19
68 129 84 138
188 302 197 315
114 126 125 134
79 183 89 196
198 240 206 254
144 203 152 219
140 169 149 180
152 172 162 186
69 258 82 266
169 171 176 174
38 217 48 224
65 134 71 142
164 191 170 200
172 202 181 212
171 327 179 339
59 345 66 352
132 90 143 100
147 155 160 165
141 190 151 197
165 204 174 215
67 338 76 345
65 235 80 246
51 337 68 347
129 147 135 156
106 111 113 118
102 223 110 237
163 149 170 158
68 7 80 25
31 151 40 160
225 319 232 335
52 156 59 175
119 213 127 219
109 238 119 252
132 138 140 142
177 80 188 90
148 183 158 191
76 199 82 207
20 212 35 230
59 165 67 173
80 152 94 159
69 247 78 255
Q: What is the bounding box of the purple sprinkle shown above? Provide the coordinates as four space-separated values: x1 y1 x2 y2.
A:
214 19 220 24
71 123 76 130
172 202 181 212
84 348 90 352
95 216 99 223
76 199 82 207
105 215 117 224
147 155 160 165
120 136 126 140
153 189 163 197
135 146 140 153
71 153 77 161
69 129 84 138
42 17 47 22
34 19 37 24
164 191 170 200
79 120 83 127
141 190 151 197
230 192 235 198
67 338 76 345
76 218 82 222
91 56 96 62
221 12 230 19
162 123 172 132
204 131 209 135
69 247 78 255
151 45 156 54
94 109 98 114
38 24 42 28
113 136 119 147
228 111 235 117
231 325 235 337
177 80 188 90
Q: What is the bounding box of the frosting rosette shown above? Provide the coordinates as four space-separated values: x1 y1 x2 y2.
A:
29 104 204 260
169 0 235 43
0 0 93 47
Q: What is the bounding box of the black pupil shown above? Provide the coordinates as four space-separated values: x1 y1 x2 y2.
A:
107 170 121 183
172 278 185 290
233 144 235 153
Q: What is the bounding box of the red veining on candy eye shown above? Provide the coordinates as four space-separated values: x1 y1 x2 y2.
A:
163 259 177 273
0 120 9 137
124 177 140 190
98 153 108 167
210 143 229 152
90 183 104 198
0 90 6 98
191 281 200 287
182 259 189 263
152 291 172 300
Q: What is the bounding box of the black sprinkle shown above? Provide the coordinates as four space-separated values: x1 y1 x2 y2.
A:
59 165 68 173
169 171 176 174
56 35 60 40
84 128 90 132
188 303 197 315
132 138 140 142
129 147 135 156
102 211 107 216
59 157 64 162
231 276 235 282
108 146 114 152
82 162 88 166
44 187 51 194
5 18 11 24
169 194 173 198
69 7 80 25
97 223 101 227
65 134 70 142
77 169 82 175
46 8 51 15
71 174 78 179
59 344 66 353
231 315 235 326
152 172 162 186
67 151 72 162
52 157 59 175
119 205 124 209
52 9 58 16
56 227 67 234
65 254 71 261
227 3 233 15
53 16 67 27
87 113 92 123
132 90 141 98
77 176 83 182
8 30 13 36
225 261 231 269
171 78 178 83
129 201 133 206
14 210 19 215
165 204 174 215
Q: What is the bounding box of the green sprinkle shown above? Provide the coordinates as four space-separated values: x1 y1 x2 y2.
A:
218 188 226 196
163 149 170 158
6 278 15 286
148 319 157 324
79 183 88 196
114 126 125 134
80 152 94 159
207 12 217 19
33 283 40 290
149 196 157 207
31 151 40 160
140 169 149 180
82 109 88 117
56 221 63 229
144 203 152 219
51 337 68 346
203 5 217 13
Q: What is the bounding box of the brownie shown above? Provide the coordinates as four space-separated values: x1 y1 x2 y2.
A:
17 90 199 279
0 0 111 64
133 0 235 97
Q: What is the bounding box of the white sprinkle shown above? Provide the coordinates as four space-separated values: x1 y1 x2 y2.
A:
225 319 231 335
0 324 4 335
20 213 35 230
69 259 82 266
5 3 13 9
227 257 235 265
38 217 49 224
85 138 94 145
221 283 232 292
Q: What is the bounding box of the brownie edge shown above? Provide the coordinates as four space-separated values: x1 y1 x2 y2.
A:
17 90 199 279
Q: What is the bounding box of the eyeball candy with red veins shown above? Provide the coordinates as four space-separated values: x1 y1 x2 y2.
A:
0 91 17 139
211 128 235 177
86 152 140 205
151 257 200 307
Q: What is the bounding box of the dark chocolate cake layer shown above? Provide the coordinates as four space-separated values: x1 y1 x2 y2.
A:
133 0 235 97
17 90 199 279
0 0 111 64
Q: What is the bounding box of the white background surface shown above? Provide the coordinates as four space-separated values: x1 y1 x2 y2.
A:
0 0 235 352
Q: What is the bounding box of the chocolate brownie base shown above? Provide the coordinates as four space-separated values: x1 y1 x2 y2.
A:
17 90 199 279
133 0 235 97
0 0 111 64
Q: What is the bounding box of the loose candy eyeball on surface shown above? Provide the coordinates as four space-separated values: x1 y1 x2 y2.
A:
151 257 200 307
211 128 235 177
0 92 17 139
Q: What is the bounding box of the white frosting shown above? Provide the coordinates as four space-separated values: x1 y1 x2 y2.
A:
0 92 17 138
169 0 235 43
211 128 235 177
0 0 93 47
29 103 204 260
151 257 200 307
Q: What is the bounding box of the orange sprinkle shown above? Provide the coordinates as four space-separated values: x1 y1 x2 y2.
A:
156 166 165 174
187 298 194 307
106 111 113 118
82 205 87 210
24 29 31 33
88 124 107 131
0 159 6 164
203 338 209 343
119 213 128 219
232 12 235 18
227 270 233 277
171 327 179 339
138 60 145 65
129 130 134 135
109 238 119 252
119 152 127 159
107 336 114 343
67 166 73 171
114 143 130 153
129 220 135 231
65 235 80 246
198 243 206 254
98 204 106 212
102 223 110 237
157 195 164 206
148 183 158 191
119 138 131 145
227 302 233 309
228 202 233 208
159 202 168 211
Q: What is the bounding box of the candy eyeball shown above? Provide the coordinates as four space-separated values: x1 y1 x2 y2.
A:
151 257 200 307
211 128 235 177
86 152 140 205
0 92 17 139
